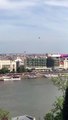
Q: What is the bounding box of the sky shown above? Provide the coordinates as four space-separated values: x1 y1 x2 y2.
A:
0 0 68 54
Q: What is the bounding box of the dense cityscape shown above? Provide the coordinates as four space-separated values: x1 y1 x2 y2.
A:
0 53 68 71
0 53 68 80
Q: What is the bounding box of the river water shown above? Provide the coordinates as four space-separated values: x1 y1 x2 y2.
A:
0 78 61 119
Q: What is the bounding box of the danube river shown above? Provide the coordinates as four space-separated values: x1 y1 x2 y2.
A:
0 78 61 119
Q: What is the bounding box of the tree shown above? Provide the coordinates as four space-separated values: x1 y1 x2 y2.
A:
52 77 68 96
44 97 63 120
0 109 10 120
44 76 68 120
0 68 10 74
17 65 26 73
44 113 54 120
62 87 68 120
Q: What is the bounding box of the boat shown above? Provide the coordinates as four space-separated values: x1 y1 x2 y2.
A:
44 74 58 78
3 76 21 81
27 75 37 79
12 115 36 120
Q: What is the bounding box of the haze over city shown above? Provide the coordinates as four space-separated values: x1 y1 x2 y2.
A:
0 0 68 53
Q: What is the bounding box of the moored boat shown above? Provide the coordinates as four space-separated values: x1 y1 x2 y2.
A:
3 76 21 81
44 74 58 78
27 75 37 79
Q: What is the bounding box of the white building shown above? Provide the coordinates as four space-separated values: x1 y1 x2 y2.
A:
64 58 68 70
0 56 25 72
0 60 16 72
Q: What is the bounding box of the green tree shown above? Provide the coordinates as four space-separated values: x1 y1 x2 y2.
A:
44 112 54 120
44 97 63 120
52 77 68 96
0 109 10 120
44 76 68 120
0 68 10 74
17 65 26 73
44 113 54 120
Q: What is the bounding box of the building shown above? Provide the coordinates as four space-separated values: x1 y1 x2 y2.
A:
0 53 68 72
63 58 68 70
51 54 68 69
15 57 25 72
49 54 60 68
0 60 16 72
26 57 46 70
0 56 25 72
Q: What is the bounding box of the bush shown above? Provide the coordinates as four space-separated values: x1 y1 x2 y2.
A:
44 112 54 120
0 109 10 120
0 68 10 74
44 77 68 120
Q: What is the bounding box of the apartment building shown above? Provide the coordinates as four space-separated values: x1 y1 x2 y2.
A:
26 57 47 70
64 58 68 70
0 60 16 72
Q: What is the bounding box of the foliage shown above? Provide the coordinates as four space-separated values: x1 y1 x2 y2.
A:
11 68 15 73
17 65 26 73
44 111 63 120
54 112 63 120
44 96 63 120
26 69 32 72
52 96 63 112
44 77 68 120
17 66 33 73
44 112 54 120
52 77 68 96
0 68 10 74
0 109 10 120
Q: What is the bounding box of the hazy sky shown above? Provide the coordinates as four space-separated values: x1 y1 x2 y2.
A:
0 0 68 53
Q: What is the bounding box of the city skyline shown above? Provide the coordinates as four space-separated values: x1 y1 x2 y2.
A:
0 0 68 53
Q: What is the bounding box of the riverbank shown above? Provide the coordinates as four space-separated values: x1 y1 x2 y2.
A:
0 71 68 81
21 70 68 79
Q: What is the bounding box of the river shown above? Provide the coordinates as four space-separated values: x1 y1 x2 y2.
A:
0 78 61 119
